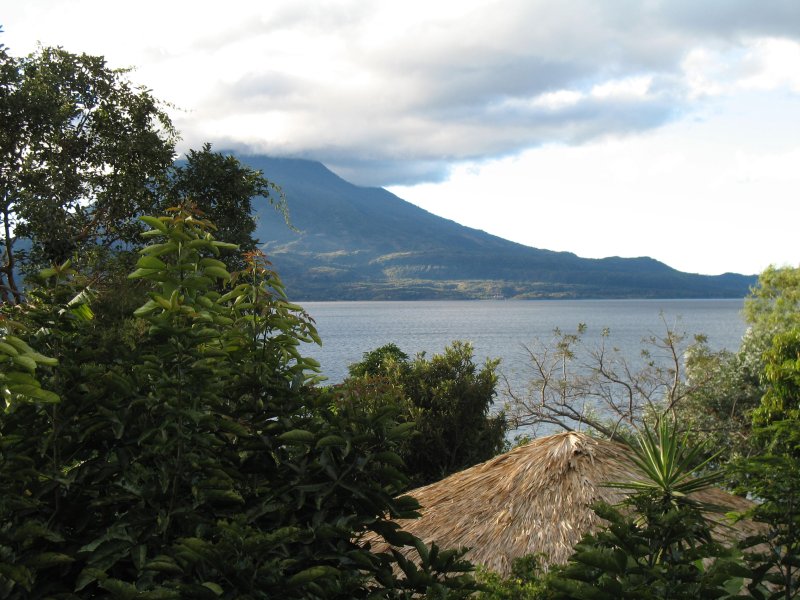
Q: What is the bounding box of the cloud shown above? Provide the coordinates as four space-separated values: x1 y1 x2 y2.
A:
186 2 800 185
4 0 800 186
662 0 800 38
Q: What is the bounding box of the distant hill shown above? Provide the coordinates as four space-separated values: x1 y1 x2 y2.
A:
239 155 756 300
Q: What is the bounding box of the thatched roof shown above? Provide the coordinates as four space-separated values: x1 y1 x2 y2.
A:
367 431 761 576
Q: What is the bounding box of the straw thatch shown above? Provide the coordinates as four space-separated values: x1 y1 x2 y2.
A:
367 431 762 576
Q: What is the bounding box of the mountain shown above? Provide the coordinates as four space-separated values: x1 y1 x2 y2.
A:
239 155 756 300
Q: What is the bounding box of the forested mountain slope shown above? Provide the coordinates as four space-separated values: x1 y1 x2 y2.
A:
242 155 755 300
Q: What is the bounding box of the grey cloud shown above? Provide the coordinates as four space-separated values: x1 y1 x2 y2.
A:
183 2 372 55
183 0 800 186
232 94 680 187
316 156 455 188
662 0 800 38
221 72 308 109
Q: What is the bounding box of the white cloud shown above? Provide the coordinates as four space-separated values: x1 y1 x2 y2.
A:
590 76 654 100
389 91 800 276
681 37 800 99
738 37 800 92
508 90 586 111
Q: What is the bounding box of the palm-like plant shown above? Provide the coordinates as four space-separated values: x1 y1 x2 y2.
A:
549 420 748 599
611 420 730 570
615 419 724 511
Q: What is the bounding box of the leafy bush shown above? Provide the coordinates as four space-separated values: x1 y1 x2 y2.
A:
343 341 508 486
475 555 552 600
0 208 476 598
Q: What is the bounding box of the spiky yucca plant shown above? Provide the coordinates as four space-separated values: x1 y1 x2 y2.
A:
549 421 748 600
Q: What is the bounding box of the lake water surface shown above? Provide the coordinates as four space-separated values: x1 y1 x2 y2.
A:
300 299 747 391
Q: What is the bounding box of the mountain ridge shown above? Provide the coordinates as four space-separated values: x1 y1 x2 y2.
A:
237 154 756 300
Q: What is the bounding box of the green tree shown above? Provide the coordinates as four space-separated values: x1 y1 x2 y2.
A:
733 441 800 599
731 328 800 600
674 265 800 475
754 329 800 427
0 208 477 598
162 144 289 271
343 341 508 487
678 333 763 470
669 265 800 597
745 265 800 338
0 44 177 302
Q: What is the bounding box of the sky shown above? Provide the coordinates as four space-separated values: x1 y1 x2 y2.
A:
3 1 800 276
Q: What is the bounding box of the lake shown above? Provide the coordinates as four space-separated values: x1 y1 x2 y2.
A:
299 299 748 392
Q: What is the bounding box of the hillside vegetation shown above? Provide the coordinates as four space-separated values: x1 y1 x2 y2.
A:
243 155 756 300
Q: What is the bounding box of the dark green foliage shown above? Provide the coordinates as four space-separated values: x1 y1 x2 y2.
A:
755 330 800 427
343 341 508 486
732 445 800 599
674 267 800 477
548 502 747 599
730 327 800 599
162 144 289 271
348 343 409 378
679 335 763 471
475 555 552 600
674 265 800 596
0 44 177 301
548 422 748 599
0 209 477 598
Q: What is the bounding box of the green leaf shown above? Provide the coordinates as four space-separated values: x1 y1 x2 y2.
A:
140 215 168 232
128 267 162 280
203 266 231 281
0 563 33 590
140 242 178 256
153 295 173 310
217 285 249 303
175 538 216 563
0 341 20 356
198 258 227 270
211 241 238 250
143 555 183 575
200 489 245 506
24 552 75 568
0 371 38 385
12 355 37 372
133 299 159 317
136 255 168 270
573 548 625 574
278 429 317 444
28 352 58 367
3 336 34 354
387 422 416 440
186 238 214 250
12 385 59 403
201 582 224 596
375 450 405 468
99 577 139 599
316 435 346 448
287 566 340 587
